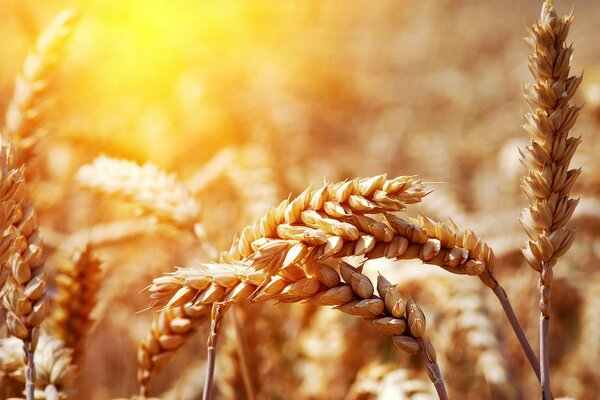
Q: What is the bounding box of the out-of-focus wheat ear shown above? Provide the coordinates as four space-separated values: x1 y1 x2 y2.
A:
49 244 102 361
0 144 47 400
76 156 216 258
520 2 581 397
138 303 210 397
161 360 207 400
0 337 27 398
346 363 436 399
225 144 281 223
33 334 76 399
2 9 77 170
1 333 76 398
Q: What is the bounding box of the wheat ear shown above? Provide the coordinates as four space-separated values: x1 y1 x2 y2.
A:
0 335 75 400
76 156 216 257
225 144 281 222
520 2 582 397
347 363 436 399
148 261 448 398
2 9 77 169
49 245 102 361
0 144 47 400
137 303 210 396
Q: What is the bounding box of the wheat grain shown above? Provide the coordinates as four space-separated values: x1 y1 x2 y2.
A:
49 245 102 361
2 9 77 170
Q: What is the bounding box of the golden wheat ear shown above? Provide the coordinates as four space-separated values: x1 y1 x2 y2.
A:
520 1 582 398
3 9 78 171
76 156 217 257
137 303 210 397
0 143 47 400
48 245 102 362
347 363 436 399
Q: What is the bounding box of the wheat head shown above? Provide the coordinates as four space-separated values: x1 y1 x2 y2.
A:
2 9 77 169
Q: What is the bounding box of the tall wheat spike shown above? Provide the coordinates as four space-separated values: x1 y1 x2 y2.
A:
0 143 47 400
2 9 77 170
519 1 582 397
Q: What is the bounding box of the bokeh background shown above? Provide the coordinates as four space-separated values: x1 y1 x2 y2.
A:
0 0 599 399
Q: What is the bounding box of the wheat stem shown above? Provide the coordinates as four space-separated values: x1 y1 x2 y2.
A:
417 338 447 400
491 283 541 382
23 340 35 400
203 303 226 400
541 316 551 400
231 308 255 400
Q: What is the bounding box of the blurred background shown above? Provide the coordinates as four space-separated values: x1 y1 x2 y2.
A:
0 0 599 399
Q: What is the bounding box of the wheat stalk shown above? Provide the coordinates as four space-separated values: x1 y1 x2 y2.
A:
0 143 47 400
49 245 102 361
520 1 582 397
2 9 77 170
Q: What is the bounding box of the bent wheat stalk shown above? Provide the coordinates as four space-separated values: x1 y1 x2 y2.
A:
520 1 582 397
148 259 448 397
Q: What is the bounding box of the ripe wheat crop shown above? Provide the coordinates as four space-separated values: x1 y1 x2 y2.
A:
0 0 598 399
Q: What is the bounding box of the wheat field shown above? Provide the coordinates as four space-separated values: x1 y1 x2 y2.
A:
0 1 599 399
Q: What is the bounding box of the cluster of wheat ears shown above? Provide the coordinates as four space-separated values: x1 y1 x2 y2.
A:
0 1 589 399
